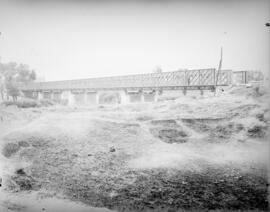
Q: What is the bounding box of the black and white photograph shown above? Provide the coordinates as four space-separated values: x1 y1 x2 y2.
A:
0 0 269 211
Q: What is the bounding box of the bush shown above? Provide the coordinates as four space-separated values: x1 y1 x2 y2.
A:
2 142 21 158
2 99 39 108
2 98 57 108
157 96 178 102
39 99 55 107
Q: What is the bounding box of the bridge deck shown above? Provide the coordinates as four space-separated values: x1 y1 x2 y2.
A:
19 69 232 91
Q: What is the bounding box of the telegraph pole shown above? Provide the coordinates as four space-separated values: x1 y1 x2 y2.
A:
216 46 223 82
214 47 223 95
0 32 1 62
0 32 3 101
214 31 226 95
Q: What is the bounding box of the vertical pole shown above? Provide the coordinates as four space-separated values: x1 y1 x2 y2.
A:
119 90 128 104
215 47 223 95
183 87 187 96
141 90 144 103
184 70 188 95
68 90 75 106
199 70 201 86
154 90 158 102
83 90 86 105
213 69 216 92
96 91 100 104
184 70 187 86
37 91 43 100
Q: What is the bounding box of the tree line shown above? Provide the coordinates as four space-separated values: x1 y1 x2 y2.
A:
0 61 36 101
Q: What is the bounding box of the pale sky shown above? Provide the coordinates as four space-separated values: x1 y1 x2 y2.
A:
0 0 269 81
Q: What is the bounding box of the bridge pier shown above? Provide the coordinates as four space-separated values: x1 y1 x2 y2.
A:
72 90 86 105
155 90 160 102
96 91 101 104
142 90 156 102
37 91 43 100
43 91 52 99
85 91 98 105
66 91 75 105
127 90 142 103
52 91 62 102
141 92 145 102
60 91 72 105
119 90 129 104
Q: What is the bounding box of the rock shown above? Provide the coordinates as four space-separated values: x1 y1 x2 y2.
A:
16 168 26 175
109 147 116 152
256 113 265 122
247 125 266 138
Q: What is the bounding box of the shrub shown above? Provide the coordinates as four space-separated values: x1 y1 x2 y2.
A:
2 143 21 158
39 99 55 107
2 99 39 108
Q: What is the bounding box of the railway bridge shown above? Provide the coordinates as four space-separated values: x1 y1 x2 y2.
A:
19 68 232 105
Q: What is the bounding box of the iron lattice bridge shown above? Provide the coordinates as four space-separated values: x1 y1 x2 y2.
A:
19 69 232 92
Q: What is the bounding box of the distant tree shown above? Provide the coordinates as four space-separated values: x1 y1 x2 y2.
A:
0 76 5 100
0 62 17 100
30 70 36 81
6 81 20 101
0 61 36 101
16 65 36 83
153 66 163 74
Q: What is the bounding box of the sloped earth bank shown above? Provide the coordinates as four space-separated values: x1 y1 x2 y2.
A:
0 86 269 211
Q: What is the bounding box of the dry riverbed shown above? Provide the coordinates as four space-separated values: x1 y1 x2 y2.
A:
0 86 269 212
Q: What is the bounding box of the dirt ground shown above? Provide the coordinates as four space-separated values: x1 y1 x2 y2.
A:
0 86 269 212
